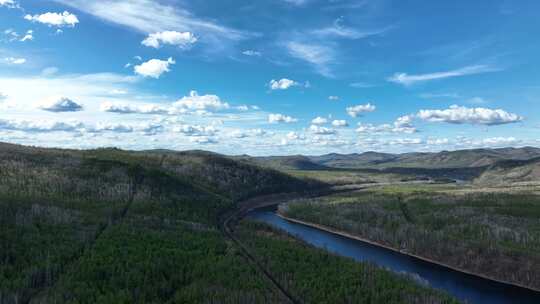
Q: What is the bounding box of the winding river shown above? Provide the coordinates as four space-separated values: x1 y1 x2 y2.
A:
248 207 540 304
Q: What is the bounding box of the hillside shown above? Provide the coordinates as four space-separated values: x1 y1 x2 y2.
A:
234 155 330 171
309 147 540 169
475 157 540 186
0 142 322 303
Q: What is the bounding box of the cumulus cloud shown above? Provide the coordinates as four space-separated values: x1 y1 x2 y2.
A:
311 116 328 125
101 91 234 116
25 11 79 27
417 105 522 125
100 102 168 114
91 123 134 133
269 78 298 90
0 118 84 133
356 115 416 134
142 31 197 48
478 137 520 146
3 57 26 64
173 124 218 137
242 50 261 57
173 90 230 112
346 103 376 117
331 119 348 127
37 96 83 112
388 65 499 86
309 125 336 135
389 138 424 145
134 57 175 78
268 113 298 124
190 136 217 144
286 131 302 140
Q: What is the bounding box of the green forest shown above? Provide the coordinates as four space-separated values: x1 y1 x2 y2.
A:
0 143 457 303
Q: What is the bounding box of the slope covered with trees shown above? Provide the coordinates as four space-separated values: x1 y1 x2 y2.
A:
280 186 540 291
0 143 462 303
0 143 319 303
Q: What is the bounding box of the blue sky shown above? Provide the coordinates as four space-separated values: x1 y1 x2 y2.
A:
0 0 539 155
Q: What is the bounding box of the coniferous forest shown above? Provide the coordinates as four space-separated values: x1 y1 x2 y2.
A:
0 143 458 303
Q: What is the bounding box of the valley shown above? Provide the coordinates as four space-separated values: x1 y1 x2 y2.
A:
2 143 540 303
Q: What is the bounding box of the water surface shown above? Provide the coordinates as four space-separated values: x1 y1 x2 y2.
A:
248 208 540 304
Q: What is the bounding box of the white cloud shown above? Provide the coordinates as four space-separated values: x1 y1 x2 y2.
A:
311 116 328 125
142 31 197 49
174 124 217 137
427 138 449 145
37 96 83 112
0 0 17 8
41 67 59 76
356 115 416 134
282 0 308 5
269 78 298 90
0 92 8 101
467 97 488 104
3 57 26 64
242 50 261 57
389 138 424 145
189 136 217 144
20 30 33 42
100 102 168 114
25 11 79 27
0 118 84 133
285 131 302 140
55 0 249 43
268 113 298 124
328 95 339 101
286 41 335 77
350 82 374 88
134 57 175 78
346 103 376 117
173 91 230 112
388 65 499 86
312 17 391 39
91 123 134 133
417 105 523 125
109 89 128 95
478 137 520 146
331 119 348 127
309 125 336 135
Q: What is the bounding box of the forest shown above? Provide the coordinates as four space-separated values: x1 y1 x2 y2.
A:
0 143 456 303
280 184 540 291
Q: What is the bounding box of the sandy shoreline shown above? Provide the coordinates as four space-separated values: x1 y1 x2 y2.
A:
276 212 540 294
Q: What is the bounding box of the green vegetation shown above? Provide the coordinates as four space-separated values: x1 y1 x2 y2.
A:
280 186 540 290
0 143 313 303
1 142 461 303
234 220 458 304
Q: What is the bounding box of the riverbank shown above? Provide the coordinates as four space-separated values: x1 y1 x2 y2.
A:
276 212 540 294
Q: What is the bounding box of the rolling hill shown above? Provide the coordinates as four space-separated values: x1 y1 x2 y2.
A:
475 157 540 185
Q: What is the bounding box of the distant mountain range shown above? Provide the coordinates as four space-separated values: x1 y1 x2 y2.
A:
238 147 540 171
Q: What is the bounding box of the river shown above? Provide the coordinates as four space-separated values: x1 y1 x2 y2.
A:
247 207 540 304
